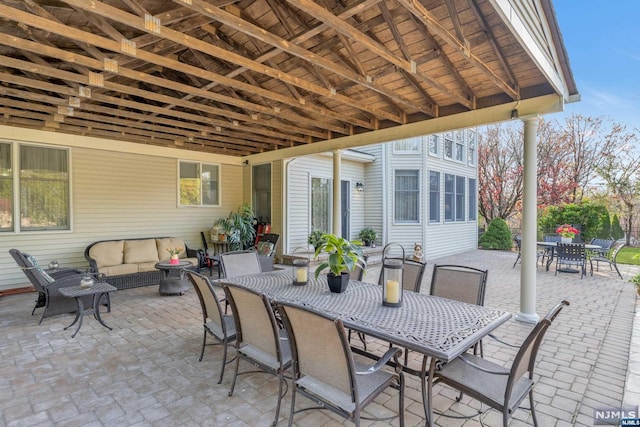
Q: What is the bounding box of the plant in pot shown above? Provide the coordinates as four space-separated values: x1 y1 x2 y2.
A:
308 230 327 252
358 227 377 247
214 203 256 250
313 233 365 293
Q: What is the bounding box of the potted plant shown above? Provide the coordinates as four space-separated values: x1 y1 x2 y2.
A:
214 203 256 250
313 233 365 293
358 227 377 247
556 224 580 243
308 230 327 252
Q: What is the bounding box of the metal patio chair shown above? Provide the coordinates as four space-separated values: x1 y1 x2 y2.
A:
589 240 625 279
554 243 588 278
186 271 236 384
219 250 262 278
434 300 569 427
223 284 292 426
277 301 405 427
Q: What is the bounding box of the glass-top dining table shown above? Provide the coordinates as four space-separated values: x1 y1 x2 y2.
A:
220 268 511 426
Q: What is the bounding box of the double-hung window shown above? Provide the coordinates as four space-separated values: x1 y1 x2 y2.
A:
455 131 465 162
455 176 465 221
467 129 477 166
428 135 439 156
468 178 477 221
444 132 454 159
179 161 219 206
445 173 466 222
1 142 71 232
394 170 419 223
429 171 440 223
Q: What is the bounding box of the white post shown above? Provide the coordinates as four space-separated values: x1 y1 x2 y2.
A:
333 150 342 236
515 117 540 324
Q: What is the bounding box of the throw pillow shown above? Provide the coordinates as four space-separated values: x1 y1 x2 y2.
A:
256 241 275 256
25 254 56 284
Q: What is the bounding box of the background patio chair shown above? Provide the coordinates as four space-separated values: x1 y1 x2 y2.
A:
254 233 280 272
376 258 426 292
186 271 236 384
588 238 615 258
277 302 405 427
429 264 488 356
223 284 291 426
590 240 625 279
434 300 569 427
219 250 262 278
9 248 110 324
200 231 220 277
555 243 588 278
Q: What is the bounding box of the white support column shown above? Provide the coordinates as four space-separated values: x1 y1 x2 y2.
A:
333 150 342 236
515 116 540 324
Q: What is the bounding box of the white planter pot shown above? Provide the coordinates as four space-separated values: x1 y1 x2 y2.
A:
560 237 572 244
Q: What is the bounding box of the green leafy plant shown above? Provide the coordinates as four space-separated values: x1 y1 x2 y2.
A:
214 203 256 250
479 218 512 250
308 230 327 251
358 227 377 246
313 233 365 278
629 272 640 295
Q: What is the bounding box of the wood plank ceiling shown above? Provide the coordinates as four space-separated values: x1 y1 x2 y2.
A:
0 0 567 156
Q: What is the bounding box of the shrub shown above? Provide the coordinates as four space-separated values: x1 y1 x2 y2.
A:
479 218 512 250
611 214 624 240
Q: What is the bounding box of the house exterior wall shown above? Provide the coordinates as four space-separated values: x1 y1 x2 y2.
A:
284 154 367 253
0 130 242 291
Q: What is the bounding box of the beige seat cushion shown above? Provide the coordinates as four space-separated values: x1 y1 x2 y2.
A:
156 238 187 261
124 239 160 264
138 261 160 273
100 263 138 277
89 240 124 268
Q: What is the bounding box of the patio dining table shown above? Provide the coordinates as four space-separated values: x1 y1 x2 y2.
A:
537 241 601 271
220 269 511 426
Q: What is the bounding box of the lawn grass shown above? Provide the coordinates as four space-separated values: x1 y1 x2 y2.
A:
616 246 640 265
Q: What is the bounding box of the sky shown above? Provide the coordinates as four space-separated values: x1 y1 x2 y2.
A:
551 1 640 131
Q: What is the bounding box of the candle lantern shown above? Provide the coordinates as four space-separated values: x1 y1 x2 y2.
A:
291 247 309 286
382 243 405 307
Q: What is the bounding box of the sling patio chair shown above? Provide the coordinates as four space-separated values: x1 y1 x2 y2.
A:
590 240 625 279
219 250 262 279
277 301 405 427
434 300 569 427
186 271 236 384
554 243 588 278
222 283 292 426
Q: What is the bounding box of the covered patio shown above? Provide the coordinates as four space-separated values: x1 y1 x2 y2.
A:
1 250 637 426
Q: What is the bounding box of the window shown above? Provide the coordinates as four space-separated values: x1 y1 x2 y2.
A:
455 131 465 162
252 164 271 223
311 177 331 232
429 171 440 223
428 134 439 156
444 173 454 222
445 173 467 222
179 161 219 206
394 169 419 223
0 143 11 231
393 137 421 153
18 144 70 231
468 178 477 221
467 129 477 165
444 132 453 159
455 176 465 221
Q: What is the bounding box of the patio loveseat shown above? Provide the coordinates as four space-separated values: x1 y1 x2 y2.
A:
85 237 201 290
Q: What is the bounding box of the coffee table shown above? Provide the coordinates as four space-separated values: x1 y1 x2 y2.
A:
59 282 117 338
155 261 192 295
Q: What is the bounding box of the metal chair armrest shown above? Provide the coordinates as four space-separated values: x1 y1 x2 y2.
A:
455 354 510 375
356 346 403 375
486 333 521 348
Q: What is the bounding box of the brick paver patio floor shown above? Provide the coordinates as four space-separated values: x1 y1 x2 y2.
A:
1 249 638 426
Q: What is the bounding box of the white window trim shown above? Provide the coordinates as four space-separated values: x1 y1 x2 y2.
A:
392 168 421 225
177 160 221 207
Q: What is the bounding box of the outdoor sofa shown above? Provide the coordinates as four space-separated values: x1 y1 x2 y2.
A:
85 237 201 290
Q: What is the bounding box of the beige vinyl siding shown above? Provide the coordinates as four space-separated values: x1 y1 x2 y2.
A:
1 146 242 291
285 154 366 253
358 145 383 245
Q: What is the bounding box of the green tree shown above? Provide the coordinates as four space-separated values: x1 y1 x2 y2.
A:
611 214 624 240
479 218 512 250
598 211 611 239
537 202 606 242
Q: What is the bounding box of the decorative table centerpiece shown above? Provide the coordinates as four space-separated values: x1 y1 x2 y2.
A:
313 233 365 293
167 247 183 264
556 224 580 243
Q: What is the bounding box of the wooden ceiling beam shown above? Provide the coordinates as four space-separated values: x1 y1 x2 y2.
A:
60 0 404 123
396 0 519 100
0 3 374 129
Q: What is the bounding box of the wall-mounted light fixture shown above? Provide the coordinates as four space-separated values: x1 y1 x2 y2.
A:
355 181 364 192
